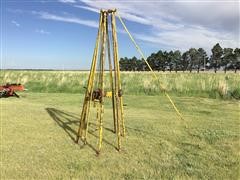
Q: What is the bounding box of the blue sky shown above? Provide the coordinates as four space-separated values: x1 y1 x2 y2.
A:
1 0 239 69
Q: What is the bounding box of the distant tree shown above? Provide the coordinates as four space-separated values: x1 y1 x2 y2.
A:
147 51 168 71
153 51 161 71
147 53 156 71
233 48 240 73
130 56 138 71
156 50 166 71
172 50 181 72
188 48 198 72
135 59 144 71
119 44 236 73
197 48 208 73
119 57 127 71
167 51 175 72
162 51 169 71
182 51 190 72
119 57 136 71
222 48 234 73
211 43 223 73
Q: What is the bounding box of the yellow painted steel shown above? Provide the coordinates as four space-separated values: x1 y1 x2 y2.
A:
98 11 107 153
76 9 125 154
112 12 125 137
112 12 121 150
76 9 186 155
117 13 184 120
106 16 117 133
76 12 103 143
106 91 112 98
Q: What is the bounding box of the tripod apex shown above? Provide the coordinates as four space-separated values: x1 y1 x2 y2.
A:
100 9 117 14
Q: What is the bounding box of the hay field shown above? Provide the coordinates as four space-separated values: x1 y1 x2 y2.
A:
1 70 240 99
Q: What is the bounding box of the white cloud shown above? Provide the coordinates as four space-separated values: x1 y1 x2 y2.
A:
77 0 239 51
8 1 239 51
58 0 76 3
135 26 237 53
11 20 20 27
76 1 153 25
34 11 99 28
35 29 50 35
74 5 99 13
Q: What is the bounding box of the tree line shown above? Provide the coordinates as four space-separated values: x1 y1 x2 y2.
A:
119 43 240 73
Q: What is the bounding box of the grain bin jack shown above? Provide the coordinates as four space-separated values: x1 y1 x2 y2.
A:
76 9 184 154
76 9 125 154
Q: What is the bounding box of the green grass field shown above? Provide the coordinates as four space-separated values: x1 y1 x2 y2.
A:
1 92 239 179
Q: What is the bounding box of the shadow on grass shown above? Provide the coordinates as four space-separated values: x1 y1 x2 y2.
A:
45 107 116 153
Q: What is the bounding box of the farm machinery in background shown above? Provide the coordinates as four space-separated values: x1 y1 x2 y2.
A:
0 83 26 98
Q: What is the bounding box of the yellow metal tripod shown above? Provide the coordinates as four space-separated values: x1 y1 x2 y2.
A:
76 9 185 154
76 9 125 154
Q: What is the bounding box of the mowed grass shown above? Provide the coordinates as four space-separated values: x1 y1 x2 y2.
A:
1 93 239 179
1 70 240 99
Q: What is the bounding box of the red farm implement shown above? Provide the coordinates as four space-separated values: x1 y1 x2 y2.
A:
0 83 25 98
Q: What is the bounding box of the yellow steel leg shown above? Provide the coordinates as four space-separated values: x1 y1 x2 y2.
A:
111 12 121 150
106 16 117 133
97 11 107 153
112 12 125 137
76 12 102 143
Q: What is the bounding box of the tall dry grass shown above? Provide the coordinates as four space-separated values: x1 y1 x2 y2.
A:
0 70 239 99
